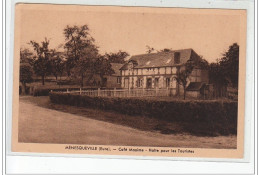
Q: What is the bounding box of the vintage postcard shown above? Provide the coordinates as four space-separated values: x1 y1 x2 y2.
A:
12 3 247 158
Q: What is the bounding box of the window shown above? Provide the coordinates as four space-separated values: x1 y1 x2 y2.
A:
129 62 134 69
174 52 180 64
137 78 142 88
117 77 121 84
147 78 152 89
171 78 176 88
166 78 170 88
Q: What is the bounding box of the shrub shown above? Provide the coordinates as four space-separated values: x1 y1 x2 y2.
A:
57 79 78 85
49 92 238 136
19 85 30 95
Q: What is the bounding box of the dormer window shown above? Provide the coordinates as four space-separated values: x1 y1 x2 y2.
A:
174 52 180 64
128 62 134 70
128 60 138 70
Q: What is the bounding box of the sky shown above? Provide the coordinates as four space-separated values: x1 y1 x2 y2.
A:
17 4 244 63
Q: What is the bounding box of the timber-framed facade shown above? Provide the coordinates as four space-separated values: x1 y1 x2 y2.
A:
119 48 208 96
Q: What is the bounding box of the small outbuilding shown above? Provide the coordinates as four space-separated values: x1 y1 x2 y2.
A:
186 82 206 98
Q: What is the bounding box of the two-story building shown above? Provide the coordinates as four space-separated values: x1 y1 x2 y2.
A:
119 48 208 96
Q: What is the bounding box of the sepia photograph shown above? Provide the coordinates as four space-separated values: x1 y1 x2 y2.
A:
12 4 247 158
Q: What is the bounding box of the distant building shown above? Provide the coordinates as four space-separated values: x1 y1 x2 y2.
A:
89 63 123 88
104 63 123 88
119 48 208 97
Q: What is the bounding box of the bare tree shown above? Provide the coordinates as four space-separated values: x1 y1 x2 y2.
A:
146 45 155 54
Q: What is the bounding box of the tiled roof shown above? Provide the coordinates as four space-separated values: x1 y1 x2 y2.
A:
111 63 123 76
186 82 205 91
120 48 199 70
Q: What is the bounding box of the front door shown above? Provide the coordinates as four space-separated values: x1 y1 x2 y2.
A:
146 78 152 89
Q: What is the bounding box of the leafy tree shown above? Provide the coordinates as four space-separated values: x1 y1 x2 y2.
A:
64 55 75 77
20 48 34 65
219 43 239 88
174 60 194 100
30 38 52 85
63 24 115 87
63 25 95 76
208 43 239 97
50 51 65 82
94 56 115 87
196 56 209 70
208 62 228 97
105 50 129 64
72 45 99 87
72 57 91 87
20 63 33 95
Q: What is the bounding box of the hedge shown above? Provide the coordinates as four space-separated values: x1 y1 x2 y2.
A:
49 92 238 136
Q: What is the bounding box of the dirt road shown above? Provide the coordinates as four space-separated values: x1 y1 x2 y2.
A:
19 99 236 148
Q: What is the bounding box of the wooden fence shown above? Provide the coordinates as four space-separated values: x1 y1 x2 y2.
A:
53 87 238 100
56 88 172 98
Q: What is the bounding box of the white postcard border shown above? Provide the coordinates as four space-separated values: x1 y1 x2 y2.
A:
5 0 255 174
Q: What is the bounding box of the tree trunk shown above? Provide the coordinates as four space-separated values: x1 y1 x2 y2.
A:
42 75 45 85
21 82 26 95
176 84 180 96
100 74 105 87
183 86 186 100
86 74 94 85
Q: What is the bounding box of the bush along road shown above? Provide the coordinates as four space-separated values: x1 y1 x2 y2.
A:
49 92 238 136
19 96 237 148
